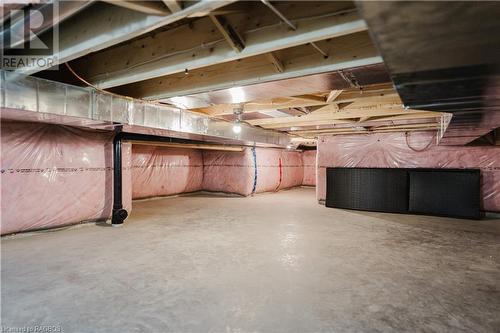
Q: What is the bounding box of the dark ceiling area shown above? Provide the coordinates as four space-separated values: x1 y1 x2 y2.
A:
357 1 500 145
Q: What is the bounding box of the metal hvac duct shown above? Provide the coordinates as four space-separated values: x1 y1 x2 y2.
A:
0 70 291 147
357 1 500 145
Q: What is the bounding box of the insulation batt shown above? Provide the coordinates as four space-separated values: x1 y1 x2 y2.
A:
202 149 254 196
202 148 304 196
0 122 132 235
302 150 317 186
1 122 316 234
131 145 203 199
317 132 500 212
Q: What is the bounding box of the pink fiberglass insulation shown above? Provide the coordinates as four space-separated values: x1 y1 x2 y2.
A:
302 150 317 186
0 121 132 235
202 149 254 196
316 131 500 212
202 148 304 196
277 150 304 190
131 145 203 199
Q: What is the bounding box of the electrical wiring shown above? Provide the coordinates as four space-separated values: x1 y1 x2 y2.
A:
65 62 185 108
405 131 435 152
65 62 127 99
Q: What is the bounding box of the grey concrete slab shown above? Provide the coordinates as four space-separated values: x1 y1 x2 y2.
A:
2 188 500 332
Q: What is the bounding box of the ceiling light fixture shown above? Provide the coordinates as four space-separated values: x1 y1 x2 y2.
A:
229 86 246 104
232 122 242 134
232 104 244 134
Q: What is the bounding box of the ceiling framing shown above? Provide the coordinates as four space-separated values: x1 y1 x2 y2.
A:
4 0 478 145
190 83 445 139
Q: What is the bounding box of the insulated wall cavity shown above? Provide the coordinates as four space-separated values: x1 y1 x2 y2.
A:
316 132 500 212
275 150 304 191
131 145 203 199
202 149 254 196
202 148 304 196
302 150 317 186
0 121 132 235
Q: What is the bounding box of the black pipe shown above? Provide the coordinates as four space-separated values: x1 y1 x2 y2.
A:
111 132 128 225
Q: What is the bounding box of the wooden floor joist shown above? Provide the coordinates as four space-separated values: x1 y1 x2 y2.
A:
291 125 442 138
248 110 439 128
192 83 399 117
185 82 444 139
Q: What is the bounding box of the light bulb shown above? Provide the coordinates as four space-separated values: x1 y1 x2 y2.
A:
232 123 242 134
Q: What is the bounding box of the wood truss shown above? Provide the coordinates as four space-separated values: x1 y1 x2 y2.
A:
190 83 447 139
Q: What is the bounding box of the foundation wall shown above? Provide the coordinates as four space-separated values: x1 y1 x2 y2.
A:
131 146 203 199
202 148 305 196
1 122 315 234
0 122 132 235
302 150 317 186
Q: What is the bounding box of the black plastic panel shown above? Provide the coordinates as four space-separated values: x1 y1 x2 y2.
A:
326 168 408 213
408 170 481 219
325 167 481 219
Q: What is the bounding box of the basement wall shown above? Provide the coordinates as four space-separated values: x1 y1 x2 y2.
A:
302 150 317 186
1 122 317 235
0 122 132 235
131 146 203 199
316 132 500 212
202 148 304 196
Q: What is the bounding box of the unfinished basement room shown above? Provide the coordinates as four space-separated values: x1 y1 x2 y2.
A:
1 0 500 332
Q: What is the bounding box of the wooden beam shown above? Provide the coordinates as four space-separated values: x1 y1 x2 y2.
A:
103 1 170 15
16 0 236 75
248 109 440 128
209 14 245 53
311 92 402 114
326 90 343 103
162 0 182 13
367 112 445 122
84 10 368 89
193 83 398 117
291 125 442 139
342 94 402 110
290 122 441 135
334 83 395 103
262 119 358 129
292 94 327 103
302 127 442 139
265 112 444 130
198 98 324 116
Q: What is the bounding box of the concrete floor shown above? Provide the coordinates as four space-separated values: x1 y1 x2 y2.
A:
2 187 500 333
